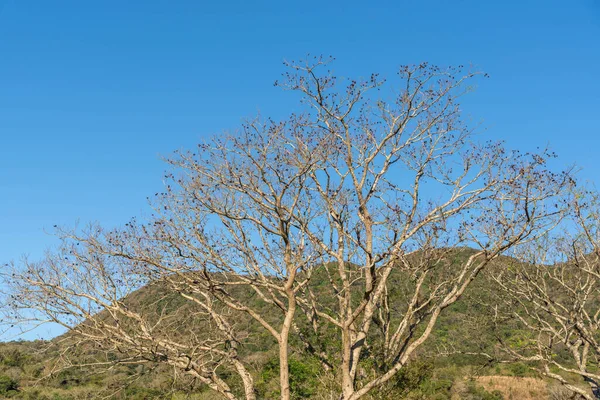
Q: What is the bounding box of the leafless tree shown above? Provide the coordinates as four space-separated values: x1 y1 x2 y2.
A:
5 57 575 400
7 228 260 399
492 191 600 400
271 58 573 399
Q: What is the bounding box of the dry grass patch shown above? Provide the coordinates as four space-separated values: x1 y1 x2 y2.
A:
475 376 548 400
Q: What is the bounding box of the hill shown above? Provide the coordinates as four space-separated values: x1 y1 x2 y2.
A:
0 248 586 399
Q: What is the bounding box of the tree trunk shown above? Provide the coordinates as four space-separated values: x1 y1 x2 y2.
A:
340 327 355 399
279 289 296 400
279 337 291 400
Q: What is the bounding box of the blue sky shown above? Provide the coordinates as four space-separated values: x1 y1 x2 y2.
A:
1 0 599 269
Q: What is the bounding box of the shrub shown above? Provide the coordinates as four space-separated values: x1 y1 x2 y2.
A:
0 375 19 396
507 362 528 377
257 356 320 399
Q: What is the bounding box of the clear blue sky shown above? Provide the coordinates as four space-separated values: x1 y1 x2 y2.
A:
1 0 599 267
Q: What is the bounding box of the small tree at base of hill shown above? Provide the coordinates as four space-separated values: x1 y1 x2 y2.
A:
493 191 600 400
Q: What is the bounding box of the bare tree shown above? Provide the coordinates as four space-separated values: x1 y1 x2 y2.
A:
5 58 574 400
493 191 600 400
7 113 328 400
7 227 259 399
271 58 573 399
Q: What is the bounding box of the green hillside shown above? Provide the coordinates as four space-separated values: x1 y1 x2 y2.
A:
0 249 583 399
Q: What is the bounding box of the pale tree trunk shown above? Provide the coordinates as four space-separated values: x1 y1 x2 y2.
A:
279 336 291 400
232 360 256 400
340 327 355 399
279 297 295 400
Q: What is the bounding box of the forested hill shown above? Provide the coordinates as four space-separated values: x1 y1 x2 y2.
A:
0 248 586 399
